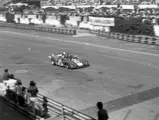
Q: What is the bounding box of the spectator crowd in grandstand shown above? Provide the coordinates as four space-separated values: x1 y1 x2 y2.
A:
2 2 159 26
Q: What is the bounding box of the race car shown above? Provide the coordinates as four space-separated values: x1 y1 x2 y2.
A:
48 52 90 69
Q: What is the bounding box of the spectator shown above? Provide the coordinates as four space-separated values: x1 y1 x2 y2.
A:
15 80 22 95
22 87 29 106
4 74 17 91
4 74 17 102
97 102 109 120
2 69 10 81
27 81 38 97
15 80 25 106
27 81 42 116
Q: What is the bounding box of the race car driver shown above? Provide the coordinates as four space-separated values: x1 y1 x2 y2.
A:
57 52 66 66
62 52 74 60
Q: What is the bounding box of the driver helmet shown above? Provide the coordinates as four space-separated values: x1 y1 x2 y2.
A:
73 55 78 59
62 52 66 55
62 52 66 57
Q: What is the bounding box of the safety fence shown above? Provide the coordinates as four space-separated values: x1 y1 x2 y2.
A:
0 22 76 35
38 94 96 120
90 30 159 46
0 84 96 120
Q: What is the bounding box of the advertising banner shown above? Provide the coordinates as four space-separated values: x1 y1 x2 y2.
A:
69 16 81 21
40 0 55 8
89 17 115 26
47 15 56 20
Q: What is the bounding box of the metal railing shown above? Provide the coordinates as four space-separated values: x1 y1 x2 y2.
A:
37 93 96 120
0 78 96 120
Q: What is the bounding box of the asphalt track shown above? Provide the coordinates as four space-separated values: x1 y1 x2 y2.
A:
0 98 31 120
0 28 159 118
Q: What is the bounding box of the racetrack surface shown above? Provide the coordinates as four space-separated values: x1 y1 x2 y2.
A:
0 28 159 118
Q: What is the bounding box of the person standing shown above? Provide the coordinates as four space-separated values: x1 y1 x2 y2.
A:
5 74 17 91
2 69 10 81
27 81 42 116
15 80 24 106
97 102 109 120
4 74 17 102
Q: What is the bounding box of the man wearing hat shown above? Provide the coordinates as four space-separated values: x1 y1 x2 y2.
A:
27 81 42 116
4 74 17 91
2 69 10 81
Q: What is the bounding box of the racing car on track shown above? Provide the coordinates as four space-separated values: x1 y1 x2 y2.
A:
48 52 90 69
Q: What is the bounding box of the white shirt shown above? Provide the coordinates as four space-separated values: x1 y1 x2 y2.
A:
4 79 17 91
0 83 7 96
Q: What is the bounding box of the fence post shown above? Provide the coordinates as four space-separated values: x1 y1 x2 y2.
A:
123 110 132 120
42 96 48 117
61 105 65 120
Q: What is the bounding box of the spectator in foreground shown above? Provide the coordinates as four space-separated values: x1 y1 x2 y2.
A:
2 69 10 81
4 74 17 102
27 80 38 98
15 80 24 106
97 102 109 120
4 74 17 91
27 81 42 115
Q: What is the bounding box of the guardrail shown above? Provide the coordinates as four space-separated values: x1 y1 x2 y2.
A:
90 30 159 46
0 89 96 120
37 93 96 120
0 22 76 35
0 83 96 120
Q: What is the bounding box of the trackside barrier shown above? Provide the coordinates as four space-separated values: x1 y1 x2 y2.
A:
0 87 46 120
90 30 159 46
0 86 96 120
0 75 95 120
0 22 76 35
37 94 96 120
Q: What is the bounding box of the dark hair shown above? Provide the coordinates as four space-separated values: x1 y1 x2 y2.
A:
30 81 35 86
22 87 26 92
97 102 103 109
16 80 22 85
4 69 8 72
9 74 14 79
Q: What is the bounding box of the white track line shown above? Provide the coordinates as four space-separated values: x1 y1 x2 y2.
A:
1 30 159 57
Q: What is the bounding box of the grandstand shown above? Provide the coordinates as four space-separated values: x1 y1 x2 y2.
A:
0 0 41 7
0 0 12 6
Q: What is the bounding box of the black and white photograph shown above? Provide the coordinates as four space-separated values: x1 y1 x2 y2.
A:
0 0 159 120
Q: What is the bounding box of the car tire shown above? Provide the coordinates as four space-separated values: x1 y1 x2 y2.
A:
51 61 55 65
66 64 73 69
65 64 70 69
86 62 90 66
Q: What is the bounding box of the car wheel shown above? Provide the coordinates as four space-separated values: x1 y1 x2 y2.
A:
51 61 55 65
66 64 73 69
86 62 90 66
65 64 70 69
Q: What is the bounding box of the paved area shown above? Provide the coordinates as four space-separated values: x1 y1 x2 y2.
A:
82 87 159 119
108 97 159 120
0 28 159 120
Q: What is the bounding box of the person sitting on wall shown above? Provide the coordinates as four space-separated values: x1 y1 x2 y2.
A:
4 74 18 102
15 80 24 107
27 81 43 116
22 87 29 107
2 69 10 81
4 74 17 92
